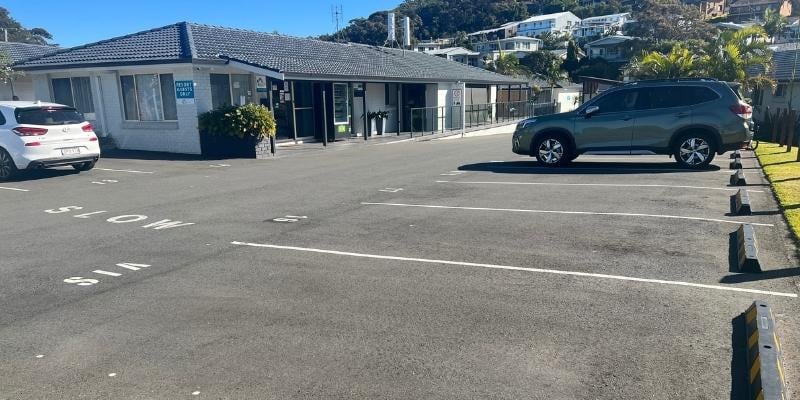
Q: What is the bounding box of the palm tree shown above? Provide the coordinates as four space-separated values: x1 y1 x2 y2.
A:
702 26 772 90
538 57 568 103
626 46 701 79
763 8 788 42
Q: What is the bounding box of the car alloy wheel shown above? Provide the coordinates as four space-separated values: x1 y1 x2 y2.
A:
0 150 14 180
678 137 710 166
538 138 564 164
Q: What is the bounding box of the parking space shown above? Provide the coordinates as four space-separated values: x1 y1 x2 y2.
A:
0 134 798 399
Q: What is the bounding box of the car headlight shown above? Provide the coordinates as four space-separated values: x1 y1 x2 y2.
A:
517 119 537 130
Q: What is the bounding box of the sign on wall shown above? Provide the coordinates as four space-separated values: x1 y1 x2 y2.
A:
452 88 463 106
175 80 195 105
256 76 268 93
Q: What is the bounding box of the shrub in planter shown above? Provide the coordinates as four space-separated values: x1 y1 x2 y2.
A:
198 104 277 159
367 110 390 135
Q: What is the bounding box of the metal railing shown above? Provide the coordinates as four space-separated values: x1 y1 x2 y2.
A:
408 101 559 137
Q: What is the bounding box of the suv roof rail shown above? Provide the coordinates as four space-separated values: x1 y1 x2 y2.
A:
621 78 719 86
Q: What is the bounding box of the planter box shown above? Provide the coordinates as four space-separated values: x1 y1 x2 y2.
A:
200 132 273 159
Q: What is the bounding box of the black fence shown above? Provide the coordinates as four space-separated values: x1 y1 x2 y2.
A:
409 101 559 137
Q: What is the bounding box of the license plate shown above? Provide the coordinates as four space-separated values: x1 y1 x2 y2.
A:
61 147 80 155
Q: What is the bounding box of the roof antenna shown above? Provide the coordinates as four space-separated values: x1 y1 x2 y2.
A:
331 5 343 42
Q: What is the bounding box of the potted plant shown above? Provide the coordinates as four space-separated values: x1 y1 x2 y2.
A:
368 110 390 135
199 103 277 159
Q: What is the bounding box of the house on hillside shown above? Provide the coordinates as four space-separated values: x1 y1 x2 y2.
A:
585 35 637 63
474 36 543 61
699 0 727 20
15 22 525 154
516 12 582 38
0 41 59 100
414 38 454 53
728 0 791 23
573 13 632 39
424 47 482 67
468 21 520 40
752 43 800 121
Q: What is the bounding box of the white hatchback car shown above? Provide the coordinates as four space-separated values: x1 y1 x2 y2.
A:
0 101 100 180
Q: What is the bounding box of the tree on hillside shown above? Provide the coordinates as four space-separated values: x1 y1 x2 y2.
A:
324 0 530 46
521 51 561 76
627 0 716 42
0 7 53 45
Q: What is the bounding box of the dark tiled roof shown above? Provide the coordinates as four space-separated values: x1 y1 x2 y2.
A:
770 47 800 81
0 41 59 63
17 24 191 68
18 22 523 84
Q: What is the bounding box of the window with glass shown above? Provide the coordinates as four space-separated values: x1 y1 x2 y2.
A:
332 83 349 125
119 73 177 121
385 83 399 107
51 77 95 114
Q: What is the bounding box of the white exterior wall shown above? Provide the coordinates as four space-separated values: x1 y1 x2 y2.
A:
28 64 203 154
364 83 399 134
0 77 35 100
755 83 800 122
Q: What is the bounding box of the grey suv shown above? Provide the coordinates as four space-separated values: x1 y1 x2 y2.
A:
512 79 753 168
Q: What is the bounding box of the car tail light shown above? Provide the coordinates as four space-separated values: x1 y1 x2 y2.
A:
24 141 41 147
12 126 48 136
730 102 753 120
89 136 98 142
81 123 94 132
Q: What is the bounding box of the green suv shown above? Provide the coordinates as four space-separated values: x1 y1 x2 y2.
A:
512 79 753 168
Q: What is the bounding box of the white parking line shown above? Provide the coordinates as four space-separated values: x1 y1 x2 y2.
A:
361 202 775 227
0 186 29 192
230 241 797 298
95 168 154 174
436 180 766 193
376 138 414 145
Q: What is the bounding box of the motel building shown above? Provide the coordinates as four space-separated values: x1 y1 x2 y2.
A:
14 22 526 154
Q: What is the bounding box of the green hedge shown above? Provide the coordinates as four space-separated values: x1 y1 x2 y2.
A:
198 103 277 140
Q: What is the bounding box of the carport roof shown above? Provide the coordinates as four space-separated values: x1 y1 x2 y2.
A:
16 22 525 85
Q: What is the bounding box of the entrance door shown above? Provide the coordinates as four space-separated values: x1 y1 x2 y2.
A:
401 84 426 132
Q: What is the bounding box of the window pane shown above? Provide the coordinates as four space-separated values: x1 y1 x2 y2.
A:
210 74 231 109
385 83 398 106
333 83 349 124
70 77 94 113
135 74 164 121
230 74 251 106
120 75 138 120
159 74 177 120
594 90 637 113
15 107 84 125
293 81 313 108
52 78 74 107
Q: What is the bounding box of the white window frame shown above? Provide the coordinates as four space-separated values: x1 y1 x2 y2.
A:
119 73 178 122
332 83 350 126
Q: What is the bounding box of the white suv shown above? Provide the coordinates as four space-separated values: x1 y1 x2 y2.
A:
0 101 101 180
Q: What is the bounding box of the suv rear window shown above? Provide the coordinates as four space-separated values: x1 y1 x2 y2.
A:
14 107 85 125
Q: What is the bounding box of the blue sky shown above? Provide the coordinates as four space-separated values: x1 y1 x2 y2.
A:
4 0 400 47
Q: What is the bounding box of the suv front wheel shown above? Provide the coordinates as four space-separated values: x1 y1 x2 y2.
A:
673 133 716 168
534 133 572 167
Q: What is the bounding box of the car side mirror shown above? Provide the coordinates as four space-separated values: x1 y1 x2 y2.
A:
584 106 599 117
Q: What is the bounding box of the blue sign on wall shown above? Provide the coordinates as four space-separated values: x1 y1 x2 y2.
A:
175 80 195 104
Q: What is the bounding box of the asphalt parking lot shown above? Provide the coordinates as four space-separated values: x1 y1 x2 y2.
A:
0 133 798 399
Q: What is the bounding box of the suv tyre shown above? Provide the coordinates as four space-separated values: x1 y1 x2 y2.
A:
534 133 572 167
72 161 96 172
673 132 716 168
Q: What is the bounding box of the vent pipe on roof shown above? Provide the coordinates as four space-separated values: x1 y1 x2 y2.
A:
403 17 412 48
387 12 396 43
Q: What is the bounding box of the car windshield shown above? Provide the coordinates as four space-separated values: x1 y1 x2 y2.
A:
14 107 85 125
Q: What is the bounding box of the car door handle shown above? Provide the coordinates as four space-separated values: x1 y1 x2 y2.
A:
675 113 690 118
621 115 633 121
